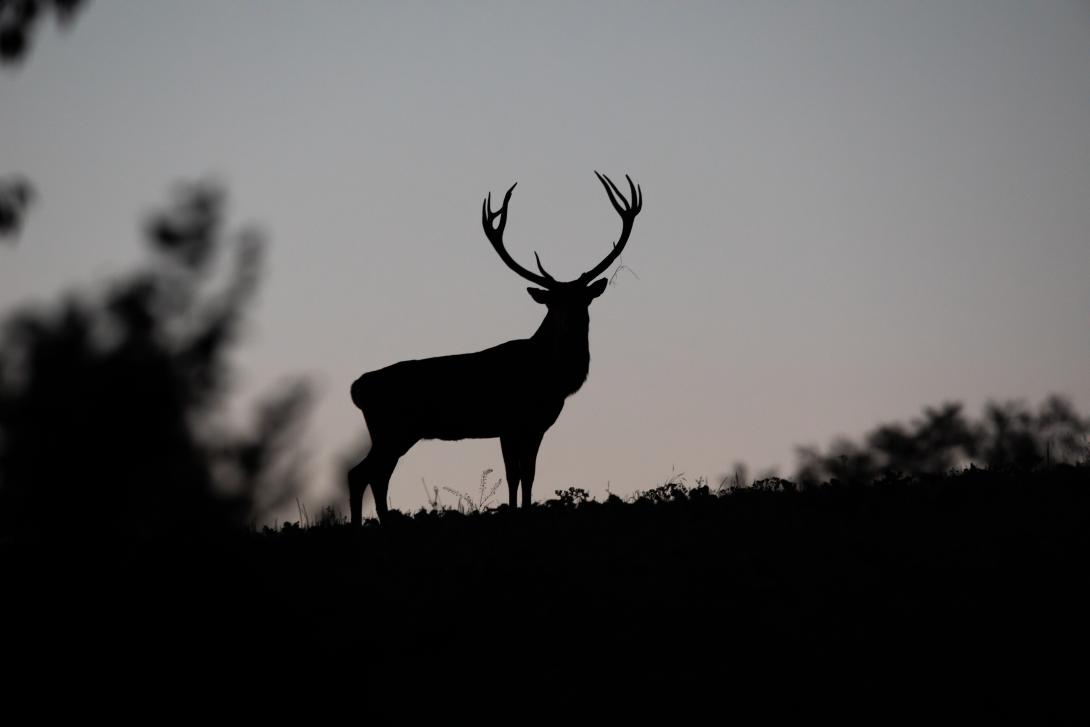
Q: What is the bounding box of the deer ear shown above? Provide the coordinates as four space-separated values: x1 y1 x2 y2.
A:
527 287 550 305
586 278 608 300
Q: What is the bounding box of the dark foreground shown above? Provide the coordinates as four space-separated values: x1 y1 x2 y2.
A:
4 466 1089 717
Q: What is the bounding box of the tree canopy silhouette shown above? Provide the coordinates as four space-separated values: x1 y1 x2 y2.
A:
0 181 311 539
0 175 34 240
795 397 1089 486
0 0 85 65
2 1 90 241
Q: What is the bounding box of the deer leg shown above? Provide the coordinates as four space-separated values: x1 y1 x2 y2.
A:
369 455 399 523
348 458 371 527
518 435 544 509
500 436 521 508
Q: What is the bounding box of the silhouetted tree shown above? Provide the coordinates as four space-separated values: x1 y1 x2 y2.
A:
868 402 979 475
0 181 311 539
0 0 85 65
2 0 89 243
977 396 1088 470
0 175 34 240
795 397 1089 485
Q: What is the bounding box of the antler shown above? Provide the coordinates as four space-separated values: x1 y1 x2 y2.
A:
482 182 558 289
577 172 643 284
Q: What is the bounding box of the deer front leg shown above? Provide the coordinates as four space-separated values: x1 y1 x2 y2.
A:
500 436 521 508
348 459 370 527
518 435 543 509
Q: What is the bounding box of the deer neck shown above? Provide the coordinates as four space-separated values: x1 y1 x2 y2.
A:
531 309 591 397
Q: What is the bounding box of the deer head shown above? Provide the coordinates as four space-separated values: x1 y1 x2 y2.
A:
481 171 643 320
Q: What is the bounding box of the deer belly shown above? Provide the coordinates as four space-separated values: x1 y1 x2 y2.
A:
362 358 565 441
410 391 560 442
427 425 499 441
406 390 506 441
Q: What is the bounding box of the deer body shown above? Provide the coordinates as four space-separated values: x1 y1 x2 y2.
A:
349 173 640 524
350 324 582 443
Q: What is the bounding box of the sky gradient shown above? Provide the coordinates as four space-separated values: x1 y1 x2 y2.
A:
2 1 1089 516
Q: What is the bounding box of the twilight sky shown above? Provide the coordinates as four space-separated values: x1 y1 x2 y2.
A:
2 1 1089 517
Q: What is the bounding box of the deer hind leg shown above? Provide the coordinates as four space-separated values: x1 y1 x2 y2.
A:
500 436 521 508
367 452 400 523
347 448 401 525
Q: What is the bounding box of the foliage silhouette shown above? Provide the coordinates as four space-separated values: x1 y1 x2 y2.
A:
2 0 89 244
547 486 591 508
795 397 1088 486
6 462 1084 717
441 468 503 515
348 172 642 523
0 181 311 539
0 0 85 66
0 175 34 240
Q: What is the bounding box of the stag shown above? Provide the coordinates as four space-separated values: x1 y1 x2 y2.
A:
349 172 642 524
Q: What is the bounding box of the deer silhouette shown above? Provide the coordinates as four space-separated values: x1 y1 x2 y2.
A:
348 172 642 524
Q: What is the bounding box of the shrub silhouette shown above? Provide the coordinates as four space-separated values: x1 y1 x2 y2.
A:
0 181 310 539
548 487 591 508
0 0 86 66
0 175 34 240
795 397 1088 485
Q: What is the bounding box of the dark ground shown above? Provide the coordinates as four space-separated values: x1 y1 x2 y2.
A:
3 465 1088 718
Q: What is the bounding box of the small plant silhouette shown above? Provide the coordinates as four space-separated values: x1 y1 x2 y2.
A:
634 467 691 503
443 469 503 514
421 478 443 511
550 487 591 508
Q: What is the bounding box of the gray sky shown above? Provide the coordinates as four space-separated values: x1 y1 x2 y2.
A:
3 1 1089 516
